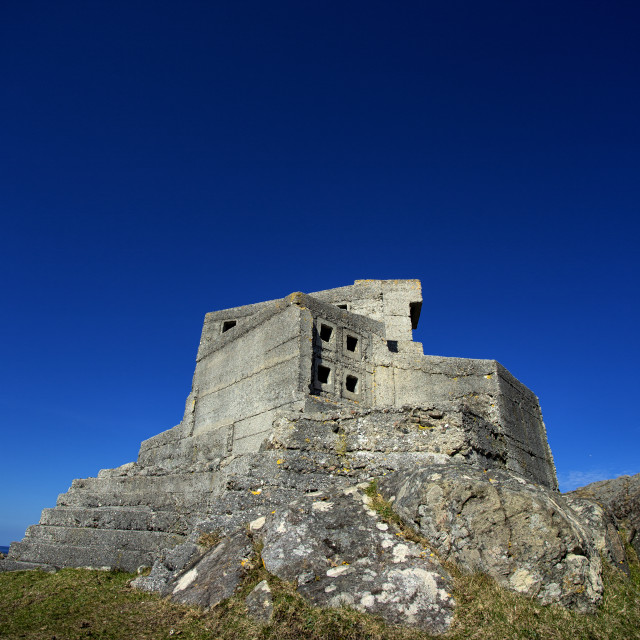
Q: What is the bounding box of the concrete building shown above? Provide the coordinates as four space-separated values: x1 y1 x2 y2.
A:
1 280 557 572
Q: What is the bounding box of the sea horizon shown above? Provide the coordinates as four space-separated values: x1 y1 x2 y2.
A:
0 546 9 555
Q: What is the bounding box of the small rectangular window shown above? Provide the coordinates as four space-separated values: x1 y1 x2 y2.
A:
337 303 348 310
320 324 333 342
387 340 398 353
346 335 358 352
345 375 359 393
222 320 237 333
317 365 331 384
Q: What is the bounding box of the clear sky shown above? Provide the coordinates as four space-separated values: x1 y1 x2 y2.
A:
1 1 638 545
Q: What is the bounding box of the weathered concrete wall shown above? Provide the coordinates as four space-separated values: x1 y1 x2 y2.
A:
495 363 557 488
310 279 422 343
193 304 306 448
369 355 556 488
386 355 499 411
302 293 384 408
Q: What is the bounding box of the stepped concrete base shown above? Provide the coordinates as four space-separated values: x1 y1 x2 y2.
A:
8 540 157 572
0 559 57 573
9 526 185 572
4 404 557 572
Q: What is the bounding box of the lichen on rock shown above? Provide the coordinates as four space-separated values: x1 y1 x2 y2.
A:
378 463 606 612
259 488 454 633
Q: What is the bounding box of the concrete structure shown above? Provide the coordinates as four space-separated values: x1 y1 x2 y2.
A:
2 280 557 572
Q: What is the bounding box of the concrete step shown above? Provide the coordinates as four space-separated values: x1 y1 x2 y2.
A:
38 506 190 535
0 558 56 572
20 525 184 553
55 472 224 510
8 539 156 572
56 490 213 511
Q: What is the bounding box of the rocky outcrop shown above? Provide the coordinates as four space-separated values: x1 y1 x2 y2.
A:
130 457 635 629
136 485 455 634
378 464 605 613
562 496 629 573
566 473 640 556
159 530 253 609
260 489 454 633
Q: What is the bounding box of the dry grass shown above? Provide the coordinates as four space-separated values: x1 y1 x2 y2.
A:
197 530 222 548
364 480 435 548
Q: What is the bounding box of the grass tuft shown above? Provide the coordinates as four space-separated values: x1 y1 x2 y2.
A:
364 480 433 548
197 529 221 548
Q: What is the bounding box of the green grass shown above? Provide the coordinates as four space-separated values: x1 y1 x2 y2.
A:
2 546 638 640
0 568 208 639
1 492 639 640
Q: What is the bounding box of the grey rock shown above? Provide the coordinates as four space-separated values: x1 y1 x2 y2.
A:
260 488 454 634
133 541 201 593
245 580 274 623
163 541 201 572
567 473 640 556
158 530 253 609
564 496 629 573
379 464 603 612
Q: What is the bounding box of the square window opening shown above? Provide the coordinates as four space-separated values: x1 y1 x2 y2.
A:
317 365 331 384
345 375 359 393
387 340 398 353
222 320 237 333
319 324 333 342
346 335 358 352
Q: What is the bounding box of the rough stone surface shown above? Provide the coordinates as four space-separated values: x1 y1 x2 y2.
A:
379 464 604 612
132 542 201 593
134 484 455 632
567 473 640 556
563 496 629 574
245 580 274 623
260 488 454 634
133 530 253 609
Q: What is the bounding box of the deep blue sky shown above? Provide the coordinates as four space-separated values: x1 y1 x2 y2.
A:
1 1 638 545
